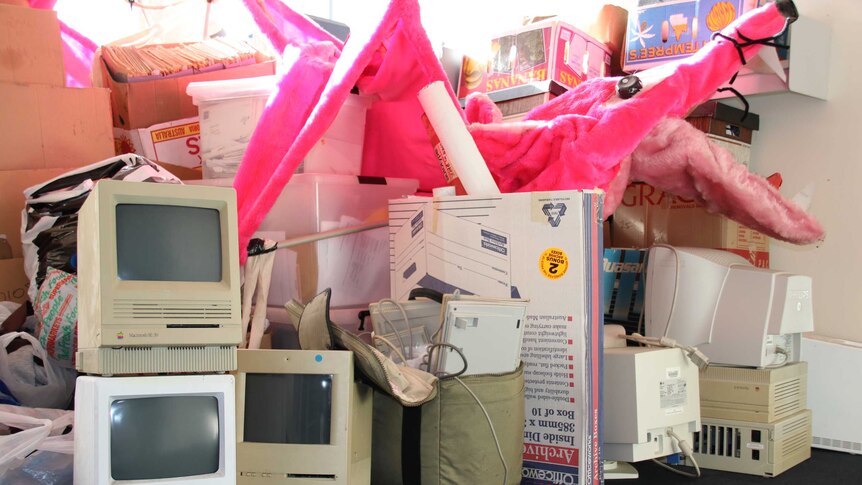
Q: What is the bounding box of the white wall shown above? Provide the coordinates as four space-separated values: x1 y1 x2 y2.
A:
748 0 862 342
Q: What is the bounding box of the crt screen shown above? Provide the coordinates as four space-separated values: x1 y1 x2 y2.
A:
244 373 333 445
110 396 220 480
115 204 221 282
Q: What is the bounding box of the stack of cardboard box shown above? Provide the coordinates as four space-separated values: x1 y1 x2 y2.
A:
0 4 115 304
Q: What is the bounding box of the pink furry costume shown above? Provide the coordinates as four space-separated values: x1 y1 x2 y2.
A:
465 0 823 245
235 0 822 262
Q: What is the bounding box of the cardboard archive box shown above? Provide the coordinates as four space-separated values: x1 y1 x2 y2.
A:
612 183 770 267
0 4 64 87
390 191 603 484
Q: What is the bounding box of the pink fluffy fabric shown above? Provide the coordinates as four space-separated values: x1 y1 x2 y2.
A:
465 1 823 245
630 118 823 244
233 0 452 263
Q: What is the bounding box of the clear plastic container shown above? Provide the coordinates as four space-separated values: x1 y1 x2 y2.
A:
187 75 276 179
188 77 372 179
189 174 419 308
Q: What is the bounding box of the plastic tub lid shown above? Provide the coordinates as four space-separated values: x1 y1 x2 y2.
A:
187 75 277 104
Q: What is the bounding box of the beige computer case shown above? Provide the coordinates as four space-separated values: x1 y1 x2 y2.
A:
699 362 807 423
687 409 812 477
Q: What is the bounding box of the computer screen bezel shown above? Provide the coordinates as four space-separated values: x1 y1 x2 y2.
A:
92 180 238 297
77 180 241 349
234 349 363 481
74 374 236 485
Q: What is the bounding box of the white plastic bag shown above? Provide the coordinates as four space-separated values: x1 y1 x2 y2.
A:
0 405 74 477
0 333 76 409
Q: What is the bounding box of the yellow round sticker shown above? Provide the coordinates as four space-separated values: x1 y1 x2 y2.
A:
539 247 569 280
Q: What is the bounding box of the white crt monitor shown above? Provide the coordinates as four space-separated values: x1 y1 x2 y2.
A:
644 246 814 368
76 180 242 375
603 345 701 463
234 349 372 484
74 374 236 485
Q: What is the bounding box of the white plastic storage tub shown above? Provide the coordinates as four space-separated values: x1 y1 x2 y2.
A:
187 77 372 179
189 174 418 308
187 75 275 179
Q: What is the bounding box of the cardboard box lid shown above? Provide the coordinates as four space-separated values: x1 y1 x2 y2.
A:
104 59 276 130
0 4 64 87
0 168 69 259
0 83 114 171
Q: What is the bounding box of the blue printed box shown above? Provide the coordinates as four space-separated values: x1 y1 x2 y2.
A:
602 248 646 333
624 0 752 71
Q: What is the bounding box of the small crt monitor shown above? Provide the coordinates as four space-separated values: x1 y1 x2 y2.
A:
234 349 372 484
74 374 236 485
76 180 242 375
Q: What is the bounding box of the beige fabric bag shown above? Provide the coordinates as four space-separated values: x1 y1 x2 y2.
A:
292 290 525 485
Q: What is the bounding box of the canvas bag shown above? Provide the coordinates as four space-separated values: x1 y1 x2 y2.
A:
291 290 524 485
370 364 524 485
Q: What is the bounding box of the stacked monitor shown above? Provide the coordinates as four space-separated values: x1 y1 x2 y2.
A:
234 349 372 484
76 180 242 375
74 374 236 484
73 181 371 484
644 246 814 368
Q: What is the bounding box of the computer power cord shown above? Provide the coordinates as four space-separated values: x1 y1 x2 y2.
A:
625 333 710 370
372 334 407 364
764 346 789 369
651 428 702 479
375 298 416 360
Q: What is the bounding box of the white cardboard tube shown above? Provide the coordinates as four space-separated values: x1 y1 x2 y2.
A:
417 81 500 196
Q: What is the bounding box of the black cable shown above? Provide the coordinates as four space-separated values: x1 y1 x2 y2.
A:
708 17 792 122
715 86 750 121
357 310 370 331
711 17 792 66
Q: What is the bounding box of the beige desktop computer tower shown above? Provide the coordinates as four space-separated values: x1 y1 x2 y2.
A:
687 409 812 477
699 362 807 423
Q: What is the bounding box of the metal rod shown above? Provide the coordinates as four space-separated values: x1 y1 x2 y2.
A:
272 220 387 250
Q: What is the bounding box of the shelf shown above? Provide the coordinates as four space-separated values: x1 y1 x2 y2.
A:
712 16 831 101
